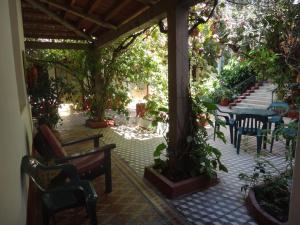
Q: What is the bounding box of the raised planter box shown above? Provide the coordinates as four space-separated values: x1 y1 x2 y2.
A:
144 167 218 199
86 119 115 128
246 189 288 225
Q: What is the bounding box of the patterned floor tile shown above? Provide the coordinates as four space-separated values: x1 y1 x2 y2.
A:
56 112 289 225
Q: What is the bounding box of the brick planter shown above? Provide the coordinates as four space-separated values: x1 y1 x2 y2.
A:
246 189 288 225
144 167 218 199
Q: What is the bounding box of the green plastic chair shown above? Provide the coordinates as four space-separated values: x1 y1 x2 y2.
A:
270 121 298 154
234 114 268 154
214 108 235 144
21 155 98 225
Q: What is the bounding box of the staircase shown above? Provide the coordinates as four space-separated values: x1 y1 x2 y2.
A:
231 82 277 110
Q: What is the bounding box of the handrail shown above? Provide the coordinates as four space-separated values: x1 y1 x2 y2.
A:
232 75 256 96
271 87 278 103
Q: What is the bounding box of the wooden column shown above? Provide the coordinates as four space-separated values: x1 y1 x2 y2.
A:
167 3 190 156
288 119 300 225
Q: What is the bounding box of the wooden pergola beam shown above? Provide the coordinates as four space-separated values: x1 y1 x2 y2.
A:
135 0 156 5
70 0 76 6
119 6 150 26
104 0 131 21
88 0 104 14
24 41 90 50
95 0 166 48
25 0 94 42
95 0 202 48
79 0 105 33
41 0 117 30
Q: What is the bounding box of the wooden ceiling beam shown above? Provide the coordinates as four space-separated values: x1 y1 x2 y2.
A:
63 0 76 19
119 6 149 26
88 0 104 14
95 0 202 48
70 0 76 7
25 41 89 50
78 0 105 32
41 0 117 30
135 0 156 6
104 0 131 21
95 0 166 48
24 33 84 40
25 0 94 42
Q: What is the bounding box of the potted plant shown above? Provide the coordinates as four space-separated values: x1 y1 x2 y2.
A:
83 49 131 128
27 64 73 128
144 95 227 198
214 87 233 106
239 158 291 225
239 124 295 225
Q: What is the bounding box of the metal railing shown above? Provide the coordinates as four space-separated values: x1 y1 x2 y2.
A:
232 75 256 96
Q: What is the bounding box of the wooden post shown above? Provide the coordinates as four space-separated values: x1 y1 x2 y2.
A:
288 119 300 225
167 3 190 158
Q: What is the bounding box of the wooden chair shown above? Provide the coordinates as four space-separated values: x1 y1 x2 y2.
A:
34 124 116 193
21 155 98 225
234 114 268 154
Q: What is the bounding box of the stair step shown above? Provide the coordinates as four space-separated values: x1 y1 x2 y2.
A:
247 94 272 97
235 103 269 108
242 99 271 105
233 105 268 110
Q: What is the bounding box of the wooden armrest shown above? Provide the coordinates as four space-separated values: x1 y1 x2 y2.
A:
62 133 103 147
55 144 116 163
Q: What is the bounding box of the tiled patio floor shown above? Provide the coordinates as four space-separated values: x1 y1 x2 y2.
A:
57 112 289 225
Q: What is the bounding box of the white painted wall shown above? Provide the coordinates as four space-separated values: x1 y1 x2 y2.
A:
0 0 32 224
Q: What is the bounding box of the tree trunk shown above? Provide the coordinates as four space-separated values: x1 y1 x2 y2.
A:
94 74 107 121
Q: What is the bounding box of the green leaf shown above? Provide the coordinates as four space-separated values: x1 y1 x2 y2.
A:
219 164 228 173
158 107 168 112
153 143 167 157
202 101 217 110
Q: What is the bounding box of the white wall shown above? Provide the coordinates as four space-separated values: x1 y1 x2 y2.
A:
0 0 32 224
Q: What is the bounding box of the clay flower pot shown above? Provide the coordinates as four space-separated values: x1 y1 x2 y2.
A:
220 98 231 106
246 189 288 225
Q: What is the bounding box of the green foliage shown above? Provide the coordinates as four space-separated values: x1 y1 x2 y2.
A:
190 22 221 81
220 58 255 87
211 58 256 103
211 86 234 103
218 0 300 101
188 96 228 178
239 159 291 222
27 28 165 121
244 47 280 81
27 64 73 128
152 95 228 181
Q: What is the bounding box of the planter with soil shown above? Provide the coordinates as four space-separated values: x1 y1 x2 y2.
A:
246 188 288 225
144 167 218 199
86 119 115 128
